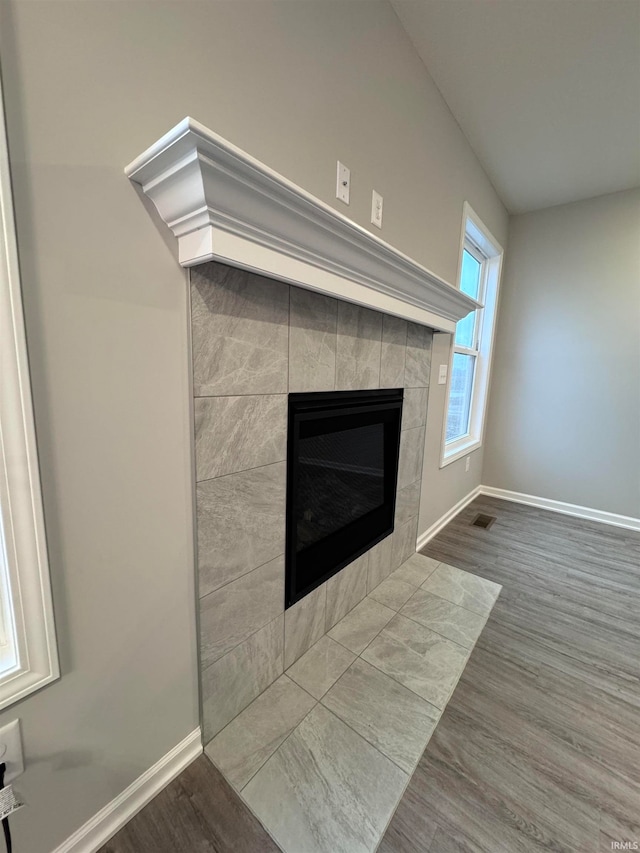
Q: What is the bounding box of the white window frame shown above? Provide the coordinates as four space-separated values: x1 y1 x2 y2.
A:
0 69 59 709
441 202 503 468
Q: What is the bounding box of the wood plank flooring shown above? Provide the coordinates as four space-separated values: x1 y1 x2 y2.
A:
380 495 640 853
100 497 640 852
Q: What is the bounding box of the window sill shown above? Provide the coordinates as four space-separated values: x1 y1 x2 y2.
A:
440 437 481 469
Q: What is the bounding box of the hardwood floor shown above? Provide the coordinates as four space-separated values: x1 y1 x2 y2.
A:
101 497 640 852
99 755 279 853
380 495 640 853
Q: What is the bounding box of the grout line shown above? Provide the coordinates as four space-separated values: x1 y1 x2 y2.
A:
193 388 289 399
319 696 413 778
198 552 285 602
238 697 319 794
200 610 284 680
196 456 286 486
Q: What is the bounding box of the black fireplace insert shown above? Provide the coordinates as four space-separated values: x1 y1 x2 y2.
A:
285 388 403 608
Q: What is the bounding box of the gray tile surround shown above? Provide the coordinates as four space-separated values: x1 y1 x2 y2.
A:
194 394 286 481
405 322 432 388
401 588 487 649
284 583 327 670
395 479 422 528
289 288 337 392
202 615 284 741
286 635 356 700
199 555 284 668
323 658 440 773
229 562 501 853
398 425 426 491
196 462 286 597
402 386 429 430
369 574 416 611
392 515 419 568
242 704 407 853
190 261 434 750
362 613 469 708
328 596 395 655
421 562 502 616
335 302 383 389
367 535 394 592
205 675 316 791
325 552 369 630
380 315 407 388
191 264 289 396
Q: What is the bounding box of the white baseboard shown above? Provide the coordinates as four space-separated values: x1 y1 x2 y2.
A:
416 485 482 552
52 728 202 853
479 486 640 532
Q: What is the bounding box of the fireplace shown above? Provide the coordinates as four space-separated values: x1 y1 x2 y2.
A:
285 389 403 607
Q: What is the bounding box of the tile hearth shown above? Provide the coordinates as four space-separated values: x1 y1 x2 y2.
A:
205 553 501 853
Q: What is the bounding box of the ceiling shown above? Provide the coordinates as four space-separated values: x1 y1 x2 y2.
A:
390 0 640 213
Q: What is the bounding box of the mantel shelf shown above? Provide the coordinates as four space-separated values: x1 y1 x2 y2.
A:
125 117 477 332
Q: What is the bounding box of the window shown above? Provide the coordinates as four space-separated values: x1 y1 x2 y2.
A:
0 71 59 709
441 203 503 467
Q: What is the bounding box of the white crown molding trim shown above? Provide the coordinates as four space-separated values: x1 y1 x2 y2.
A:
52 728 202 853
479 486 640 532
125 118 478 332
416 486 482 551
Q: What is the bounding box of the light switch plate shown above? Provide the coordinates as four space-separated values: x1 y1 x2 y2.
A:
438 364 448 385
336 162 350 205
371 190 383 228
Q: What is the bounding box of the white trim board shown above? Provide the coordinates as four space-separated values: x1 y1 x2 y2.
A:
479 486 640 532
416 485 640 554
52 728 202 853
125 118 478 333
416 486 482 551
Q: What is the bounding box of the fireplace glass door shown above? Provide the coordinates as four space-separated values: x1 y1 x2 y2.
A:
285 389 403 607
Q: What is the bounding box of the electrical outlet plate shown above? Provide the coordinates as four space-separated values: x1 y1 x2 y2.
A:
438 364 448 385
0 720 23 783
336 161 350 204
371 190 383 228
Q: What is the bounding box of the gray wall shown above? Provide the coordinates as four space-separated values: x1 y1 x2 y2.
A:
0 2 506 849
484 188 640 519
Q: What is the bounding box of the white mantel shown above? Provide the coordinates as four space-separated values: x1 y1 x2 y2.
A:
125 117 477 332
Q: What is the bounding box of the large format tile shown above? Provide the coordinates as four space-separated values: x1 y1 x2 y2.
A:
367 535 394 592
402 387 428 430
284 583 326 670
205 675 316 791
392 553 440 588
401 588 487 649
395 479 421 528
286 635 356 699
191 263 289 396
289 287 338 392
398 426 425 490
242 704 407 853
421 563 502 616
404 323 432 388
325 552 369 629
194 395 286 481
197 461 286 597
202 615 284 741
323 659 441 773
380 315 407 388
369 575 416 611
199 556 284 668
362 613 469 708
335 302 382 390
328 596 395 655
392 516 418 569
